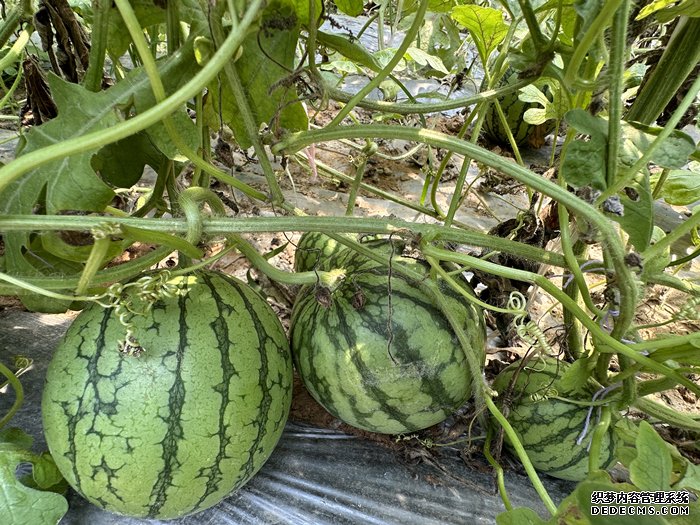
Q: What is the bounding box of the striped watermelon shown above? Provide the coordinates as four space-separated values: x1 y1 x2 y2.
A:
294 232 352 273
42 270 293 519
291 246 486 434
492 358 617 481
482 69 556 149
294 231 405 273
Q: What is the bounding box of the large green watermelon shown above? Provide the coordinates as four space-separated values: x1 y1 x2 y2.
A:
482 69 556 149
492 358 618 481
42 270 293 519
291 241 486 434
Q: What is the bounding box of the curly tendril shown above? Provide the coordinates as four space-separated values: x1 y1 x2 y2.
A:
508 291 555 355
95 270 184 357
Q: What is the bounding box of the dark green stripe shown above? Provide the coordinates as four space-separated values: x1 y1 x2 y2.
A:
334 304 413 429
147 291 188 517
222 275 275 483
189 273 239 511
64 307 112 495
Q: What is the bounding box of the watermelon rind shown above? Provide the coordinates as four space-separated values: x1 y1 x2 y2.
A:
493 358 618 482
42 270 293 519
291 245 486 435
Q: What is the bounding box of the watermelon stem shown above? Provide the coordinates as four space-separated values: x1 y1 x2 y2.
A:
113 0 268 203
231 234 347 288
421 243 700 398
485 395 558 515
483 428 513 512
586 405 613 476
75 223 122 296
0 0 268 197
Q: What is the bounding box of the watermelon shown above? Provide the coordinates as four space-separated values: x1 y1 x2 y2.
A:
482 69 556 149
294 232 352 273
492 358 617 481
42 270 293 519
291 243 486 434
294 231 406 273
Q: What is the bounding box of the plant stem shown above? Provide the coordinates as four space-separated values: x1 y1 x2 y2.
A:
633 397 700 432
84 0 111 91
0 27 30 72
230 235 345 288
327 76 536 115
644 198 700 262
114 0 267 203
75 236 111 295
421 243 700 397
486 396 557 515
563 0 623 88
587 405 612 475
605 0 630 189
0 247 172 294
0 214 571 267
345 142 375 215
598 74 700 203
272 124 637 323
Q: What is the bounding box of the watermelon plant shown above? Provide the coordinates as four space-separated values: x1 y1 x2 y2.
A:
42 270 293 519
291 236 486 434
492 358 617 482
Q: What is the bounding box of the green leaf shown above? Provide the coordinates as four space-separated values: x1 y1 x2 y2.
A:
450 5 509 65
91 131 167 188
612 172 653 251
637 0 700 22
405 47 450 75
520 79 569 125
291 0 323 26
565 109 609 138
623 123 696 169
121 226 203 259
679 462 700 492
557 357 596 394
630 421 673 491
561 137 607 190
0 428 33 449
0 433 68 525
178 0 212 37
334 0 364 17
653 166 700 206
0 43 198 311
573 0 606 38
316 31 382 72
207 0 308 149
106 0 166 57
320 59 364 75
496 507 548 525
641 226 671 279
31 453 65 491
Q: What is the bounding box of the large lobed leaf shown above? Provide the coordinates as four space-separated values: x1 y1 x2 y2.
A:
0 42 200 311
